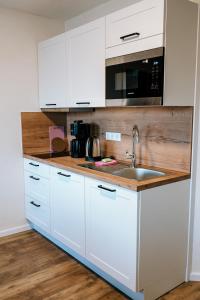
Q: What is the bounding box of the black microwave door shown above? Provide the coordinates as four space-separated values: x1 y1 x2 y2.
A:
126 60 152 98
126 68 139 98
126 57 164 99
106 64 126 99
106 56 164 100
126 66 149 98
106 61 151 99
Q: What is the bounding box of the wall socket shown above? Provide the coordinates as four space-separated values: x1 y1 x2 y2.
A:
106 132 121 142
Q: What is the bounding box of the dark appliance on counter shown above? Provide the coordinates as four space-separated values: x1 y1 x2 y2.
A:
85 136 101 162
106 47 164 106
33 152 69 159
70 120 90 158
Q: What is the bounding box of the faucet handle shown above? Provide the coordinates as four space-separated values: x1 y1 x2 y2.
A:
126 151 133 159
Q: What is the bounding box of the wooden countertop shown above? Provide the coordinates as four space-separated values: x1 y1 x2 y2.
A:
24 154 190 192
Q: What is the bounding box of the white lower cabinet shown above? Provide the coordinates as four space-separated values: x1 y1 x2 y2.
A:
50 167 85 256
24 159 51 233
85 177 138 291
24 158 190 300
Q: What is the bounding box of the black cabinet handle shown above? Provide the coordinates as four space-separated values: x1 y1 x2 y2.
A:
57 172 71 178
120 32 140 41
45 104 57 106
29 176 40 181
98 185 116 193
29 162 39 167
76 102 90 105
30 201 41 208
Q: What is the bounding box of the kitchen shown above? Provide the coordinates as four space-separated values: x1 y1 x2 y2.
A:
0 0 200 299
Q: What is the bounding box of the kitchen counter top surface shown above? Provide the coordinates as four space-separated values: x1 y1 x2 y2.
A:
24 154 190 192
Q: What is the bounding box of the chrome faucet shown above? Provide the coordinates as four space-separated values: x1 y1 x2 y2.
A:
126 125 140 168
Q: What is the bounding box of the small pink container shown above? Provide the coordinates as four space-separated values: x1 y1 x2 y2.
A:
95 160 118 167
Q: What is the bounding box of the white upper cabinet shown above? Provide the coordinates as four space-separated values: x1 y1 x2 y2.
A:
38 33 68 109
37 0 197 108
67 18 106 108
106 0 164 58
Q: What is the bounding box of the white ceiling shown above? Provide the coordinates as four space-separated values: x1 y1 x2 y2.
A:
0 0 111 20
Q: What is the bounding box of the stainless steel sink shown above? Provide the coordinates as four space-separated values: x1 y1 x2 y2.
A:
78 163 166 181
112 167 165 181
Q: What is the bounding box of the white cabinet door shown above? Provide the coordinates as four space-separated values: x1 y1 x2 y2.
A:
38 33 68 108
67 18 105 108
85 177 138 291
106 0 164 58
51 168 85 256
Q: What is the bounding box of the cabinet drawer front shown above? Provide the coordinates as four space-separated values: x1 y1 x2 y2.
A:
85 178 136 199
25 196 50 232
24 171 50 205
51 167 84 183
24 159 50 178
106 0 164 49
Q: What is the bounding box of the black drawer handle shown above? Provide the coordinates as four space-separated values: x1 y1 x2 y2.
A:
30 201 41 208
120 32 140 41
57 172 71 178
98 185 116 193
29 162 39 167
76 102 90 105
45 103 57 106
30 176 40 181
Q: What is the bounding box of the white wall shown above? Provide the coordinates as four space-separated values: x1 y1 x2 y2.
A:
0 7 64 236
65 0 140 30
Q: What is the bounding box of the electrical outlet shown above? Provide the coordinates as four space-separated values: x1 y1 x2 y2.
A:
115 133 121 142
106 132 111 140
106 132 121 142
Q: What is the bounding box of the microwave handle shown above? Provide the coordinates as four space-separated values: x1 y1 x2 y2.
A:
120 32 140 41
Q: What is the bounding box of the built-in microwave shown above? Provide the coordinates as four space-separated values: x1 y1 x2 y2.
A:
106 47 164 106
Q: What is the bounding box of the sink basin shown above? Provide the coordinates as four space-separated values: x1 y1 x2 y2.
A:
78 163 166 181
112 168 165 181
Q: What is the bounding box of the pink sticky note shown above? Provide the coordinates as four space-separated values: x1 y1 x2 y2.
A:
49 126 65 153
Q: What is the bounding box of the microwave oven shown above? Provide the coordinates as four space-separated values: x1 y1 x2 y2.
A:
106 47 164 106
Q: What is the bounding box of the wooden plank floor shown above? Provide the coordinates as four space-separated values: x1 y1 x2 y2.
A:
0 231 200 300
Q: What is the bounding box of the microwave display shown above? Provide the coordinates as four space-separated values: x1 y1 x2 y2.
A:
106 48 164 106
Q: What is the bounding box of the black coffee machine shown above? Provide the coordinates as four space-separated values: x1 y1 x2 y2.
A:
70 120 90 158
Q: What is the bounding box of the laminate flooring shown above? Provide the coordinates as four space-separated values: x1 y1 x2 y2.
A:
0 231 199 300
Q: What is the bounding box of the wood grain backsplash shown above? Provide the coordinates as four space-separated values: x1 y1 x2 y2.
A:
67 107 193 173
21 107 193 173
21 112 68 154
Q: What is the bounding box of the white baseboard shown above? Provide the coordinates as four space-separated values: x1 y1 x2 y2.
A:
0 224 31 238
190 272 200 281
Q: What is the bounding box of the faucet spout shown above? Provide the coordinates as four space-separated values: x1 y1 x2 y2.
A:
131 125 139 168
